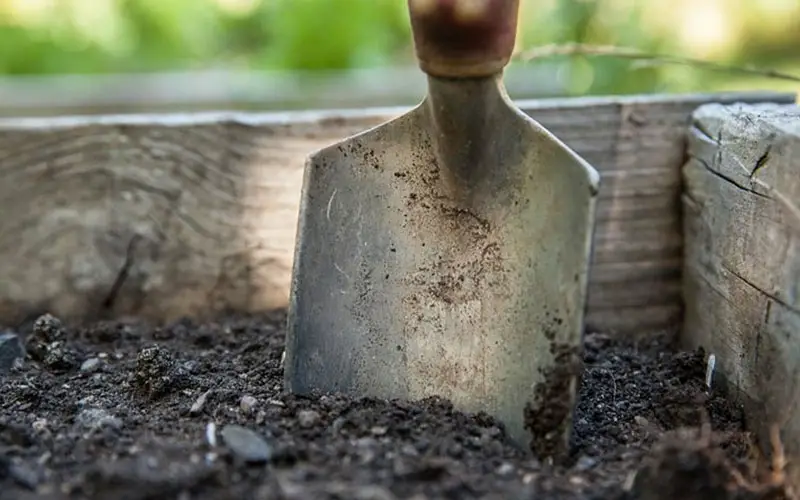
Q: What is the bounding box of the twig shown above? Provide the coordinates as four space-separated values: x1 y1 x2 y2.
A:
769 425 787 486
513 43 800 83
727 423 796 498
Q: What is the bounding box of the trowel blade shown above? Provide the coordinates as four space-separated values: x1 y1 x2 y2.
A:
284 94 599 460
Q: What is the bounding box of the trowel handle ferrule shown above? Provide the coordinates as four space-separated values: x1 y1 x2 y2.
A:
407 0 519 79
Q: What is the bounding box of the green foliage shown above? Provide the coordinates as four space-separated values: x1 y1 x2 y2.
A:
0 24 107 74
0 0 412 74
0 0 797 97
116 0 225 69
258 0 410 70
514 0 677 96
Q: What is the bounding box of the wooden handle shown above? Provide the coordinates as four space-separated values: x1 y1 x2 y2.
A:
408 0 520 78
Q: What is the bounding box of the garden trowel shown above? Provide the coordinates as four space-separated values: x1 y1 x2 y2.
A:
284 0 599 461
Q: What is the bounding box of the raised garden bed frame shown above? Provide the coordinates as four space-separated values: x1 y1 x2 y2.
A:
0 90 797 488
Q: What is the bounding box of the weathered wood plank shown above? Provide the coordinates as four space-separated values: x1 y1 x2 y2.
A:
0 91 793 336
681 102 800 485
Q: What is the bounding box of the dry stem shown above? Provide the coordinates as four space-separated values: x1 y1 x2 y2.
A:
728 424 795 499
512 43 800 84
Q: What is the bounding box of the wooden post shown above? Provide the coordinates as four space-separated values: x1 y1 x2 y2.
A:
682 102 800 484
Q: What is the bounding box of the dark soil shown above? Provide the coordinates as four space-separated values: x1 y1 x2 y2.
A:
0 310 792 499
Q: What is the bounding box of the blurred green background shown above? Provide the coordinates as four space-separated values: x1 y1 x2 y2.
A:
0 0 798 113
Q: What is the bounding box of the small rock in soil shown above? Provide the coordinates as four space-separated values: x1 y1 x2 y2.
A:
80 357 102 373
75 408 122 431
220 425 273 463
298 409 321 428
0 331 24 373
25 314 81 372
32 313 65 342
496 463 516 477
42 342 79 372
27 316 57 362
239 395 258 415
190 389 212 415
133 344 190 400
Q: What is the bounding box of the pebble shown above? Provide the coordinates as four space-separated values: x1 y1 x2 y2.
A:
32 314 65 342
43 343 78 372
32 419 48 434
134 344 189 399
0 332 25 373
400 444 419 457
80 358 102 373
76 408 122 431
220 425 273 463
297 410 320 428
239 395 258 414
496 462 516 476
356 437 378 449
575 455 598 471
190 390 212 416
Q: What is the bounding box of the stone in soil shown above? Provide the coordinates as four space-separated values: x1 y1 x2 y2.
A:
220 424 274 463
31 313 66 343
75 408 123 432
80 358 102 373
239 395 258 415
0 310 791 499
0 332 24 373
25 313 82 373
133 344 191 400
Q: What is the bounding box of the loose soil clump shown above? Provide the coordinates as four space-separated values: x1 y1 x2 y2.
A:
0 310 792 499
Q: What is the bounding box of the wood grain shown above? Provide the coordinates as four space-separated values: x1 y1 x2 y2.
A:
0 91 793 336
681 102 800 485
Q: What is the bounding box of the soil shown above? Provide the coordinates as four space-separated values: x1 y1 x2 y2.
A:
0 309 793 500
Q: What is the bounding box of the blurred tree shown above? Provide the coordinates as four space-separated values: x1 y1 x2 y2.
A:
0 0 796 96
257 0 410 70
0 20 110 74
115 0 225 70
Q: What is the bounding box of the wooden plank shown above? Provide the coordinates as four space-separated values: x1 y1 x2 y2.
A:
681 102 800 487
0 91 793 337
586 304 682 337
592 234 682 265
